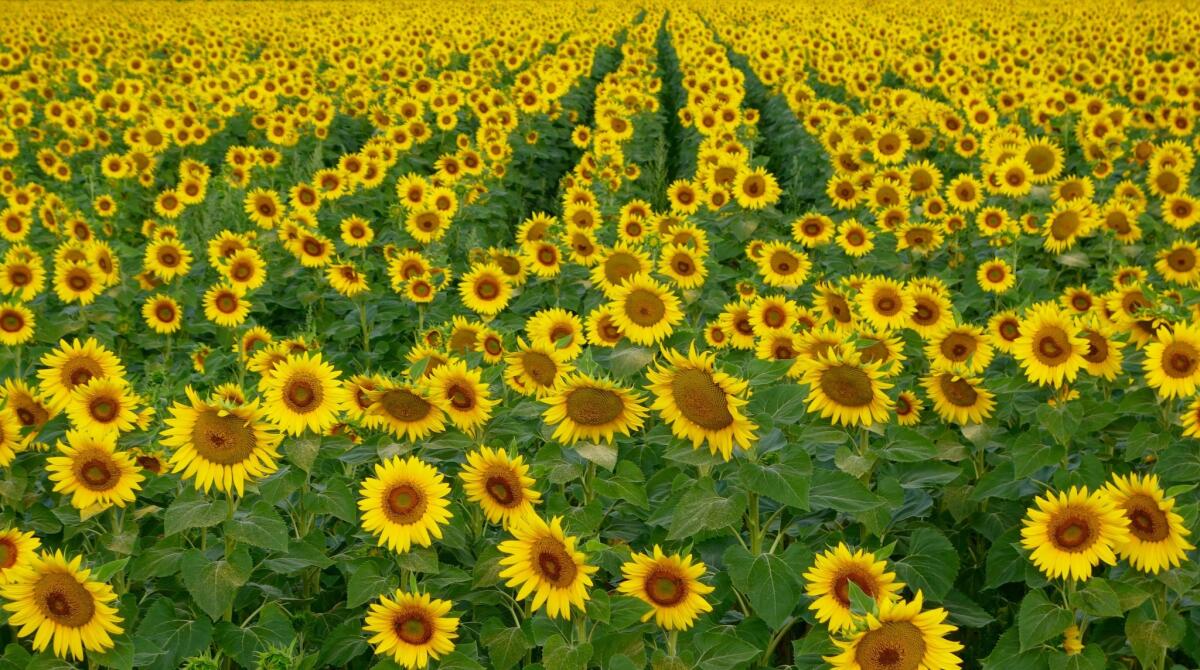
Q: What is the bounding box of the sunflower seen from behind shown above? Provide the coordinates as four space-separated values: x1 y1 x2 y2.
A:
1020 486 1130 581
542 373 647 444
359 455 453 554
1104 473 1194 574
364 590 458 670
824 591 962 670
459 446 541 527
46 430 143 511
645 345 757 461
498 514 596 620
162 387 283 496
262 352 348 435
804 542 905 633
0 550 123 661
618 546 714 631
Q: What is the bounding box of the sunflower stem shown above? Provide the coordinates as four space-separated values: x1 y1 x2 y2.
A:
748 491 761 555
357 298 371 367
666 629 678 657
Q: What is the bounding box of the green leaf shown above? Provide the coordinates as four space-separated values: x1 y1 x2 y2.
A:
285 436 321 473
91 557 129 582
892 528 959 601
213 605 294 669
317 617 369 667
847 580 876 618
606 345 655 377
667 478 746 540
0 644 31 670
224 500 289 552
1126 604 1186 669
1073 579 1122 618
745 553 799 629
543 635 593 670
984 531 1025 589
808 469 884 513
1047 646 1105 670
691 629 761 670
574 443 617 471
1011 432 1066 479
481 622 531 670
981 627 1049 670
879 427 938 462
25 655 77 670
437 651 487 670
181 547 252 621
130 539 185 581
1018 589 1073 652
347 558 398 608
132 598 214 670
738 452 811 510
90 635 134 670
594 460 649 510
163 490 227 536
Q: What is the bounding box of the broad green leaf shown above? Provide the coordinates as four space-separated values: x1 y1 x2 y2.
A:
1074 579 1122 618
738 451 811 510
574 442 617 471
132 598 214 670
1126 604 1186 669
667 478 746 540
746 553 799 629
1018 589 1073 652
847 580 876 618
594 460 649 510
481 622 531 670
981 627 1049 670
892 528 959 601
181 547 252 621
347 558 398 608
879 427 938 463
543 635 593 670
691 629 762 670
1047 646 1105 670
317 617 369 667
224 500 289 552
163 490 227 536
808 469 884 513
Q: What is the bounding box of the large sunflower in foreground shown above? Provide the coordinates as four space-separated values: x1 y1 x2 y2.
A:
359 456 453 554
824 592 962 670
1013 303 1088 387
608 273 684 345
46 430 143 511
162 387 283 496
618 546 714 631
542 373 647 444
1020 486 1131 581
498 515 597 620
804 543 905 633
644 345 757 461
1142 321 1200 399
36 338 125 410
799 345 894 427
364 590 458 670
0 550 123 661
459 446 541 527
262 352 349 435
1104 473 1194 574
0 528 40 584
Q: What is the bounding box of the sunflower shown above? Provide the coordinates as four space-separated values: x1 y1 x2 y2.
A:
364 590 458 670
526 308 585 360
718 301 759 349
0 528 39 584
498 515 597 620
0 550 123 661
977 259 1015 293
586 304 624 348
367 382 447 441
904 285 952 337
65 377 138 437
800 344 893 427
141 294 182 334
894 390 923 426
591 244 653 298
1143 321 1200 399
1014 304 1088 387
203 283 250 328
459 263 511 316
327 263 369 297
359 455 453 554
46 430 142 511
921 367 995 425
542 374 647 444
0 379 53 435
504 338 575 398
734 166 781 209
53 261 104 305
1104 473 1194 574
1078 318 1124 380
857 278 913 331
644 345 757 461
925 323 994 375
824 591 962 670
1020 486 1131 581
748 295 797 334
803 543 905 632
815 283 857 331
224 249 267 291
0 302 33 345
459 446 541 526
835 219 874 257
1156 241 1200 286
658 244 707 290
426 360 494 434
262 352 348 435
756 241 811 289
162 388 283 496
608 274 684 346
618 546 714 631
144 238 192 282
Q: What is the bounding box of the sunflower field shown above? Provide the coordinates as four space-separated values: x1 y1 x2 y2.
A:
2 0 1200 668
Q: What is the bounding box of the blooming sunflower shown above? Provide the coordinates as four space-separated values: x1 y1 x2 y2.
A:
458 263 511 316
1014 304 1088 387
1142 321 1200 399
542 373 647 444
459 446 541 526
498 515 597 620
756 241 811 289
799 345 893 427
0 302 34 345
141 294 182 334
526 307 585 360
921 367 995 425
857 278 913 331
426 360 494 434
37 338 125 410
65 376 139 437
977 259 1015 293
359 456 453 554
0 528 39 584
618 546 715 631
925 322 994 375
894 390 923 426
644 345 757 460
1 379 53 435
824 591 962 670
262 352 348 435
1020 486 1131 581
367 382 447 441
203 283 250 328
162 388 282 496
1078 318 1124 380
364 590 458 670
0 550 123 661
46 430 142 511
1104 473 1194 574
608 274 684 346
804 543 905 632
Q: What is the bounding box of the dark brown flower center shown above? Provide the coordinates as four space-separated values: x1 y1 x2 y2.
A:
625 288 666 327
192 408 258 465
532 537 577 588
670 368 734 430
1123 494 1169 542
820 365 876 407
393 609 434 645
854 621 926 670
564 387 624 426
35 571 96 628
937 374 979 407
